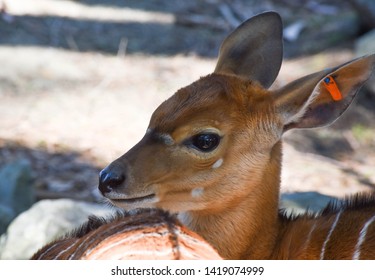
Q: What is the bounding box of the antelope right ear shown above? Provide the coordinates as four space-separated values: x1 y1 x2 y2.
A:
274 54 375 131
214 11 283 88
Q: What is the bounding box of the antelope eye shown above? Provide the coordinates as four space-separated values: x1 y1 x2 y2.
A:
190 133 220 152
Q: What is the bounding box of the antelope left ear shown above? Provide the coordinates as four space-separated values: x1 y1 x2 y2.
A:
273 54 375 131
214 11 283 88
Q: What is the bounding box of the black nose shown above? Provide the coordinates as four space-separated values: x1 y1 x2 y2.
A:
98 165 126 195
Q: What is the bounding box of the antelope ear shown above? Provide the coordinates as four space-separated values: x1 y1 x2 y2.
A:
274 54 375 131
214 11 283 88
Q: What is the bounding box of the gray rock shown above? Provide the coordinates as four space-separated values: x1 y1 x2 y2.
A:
0 205 14 234
355 29 375 94
0 199 114 260
280 191 335 216
0 159 35 234
349 0 375 29
356 29 375 57
284 12 360 58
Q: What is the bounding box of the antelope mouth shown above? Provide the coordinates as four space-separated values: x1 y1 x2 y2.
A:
108 193 157 204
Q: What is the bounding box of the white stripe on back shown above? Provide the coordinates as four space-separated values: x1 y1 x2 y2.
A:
320 211 342 260
303 221 316 252
54 239 79 260
352 214 375 260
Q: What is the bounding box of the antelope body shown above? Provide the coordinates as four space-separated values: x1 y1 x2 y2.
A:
31 208 221 260
96 12 375 260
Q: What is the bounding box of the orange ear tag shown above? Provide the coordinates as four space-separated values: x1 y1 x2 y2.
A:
323 76 342 101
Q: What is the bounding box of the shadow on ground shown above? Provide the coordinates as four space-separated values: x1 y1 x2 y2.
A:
0 139 102 202
0 14 223 56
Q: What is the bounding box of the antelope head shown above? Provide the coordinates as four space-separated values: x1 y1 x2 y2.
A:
98 11 375 218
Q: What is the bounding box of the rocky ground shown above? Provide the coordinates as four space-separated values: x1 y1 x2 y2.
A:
0 0 375 259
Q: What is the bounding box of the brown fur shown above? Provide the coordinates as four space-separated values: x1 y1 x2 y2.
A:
35 12 375 260
31 208 222 260
274 193 375 259
97 16 374 258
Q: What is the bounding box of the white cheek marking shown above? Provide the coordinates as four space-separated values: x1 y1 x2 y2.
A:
191 187 204 198
212 158 223 169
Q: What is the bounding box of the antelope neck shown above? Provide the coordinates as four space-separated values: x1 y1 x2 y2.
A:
179 142 282 259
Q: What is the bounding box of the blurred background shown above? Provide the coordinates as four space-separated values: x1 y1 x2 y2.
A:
0 0 375 259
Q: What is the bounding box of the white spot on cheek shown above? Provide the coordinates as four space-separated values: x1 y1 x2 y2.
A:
191 187 204 198
212 158 223 169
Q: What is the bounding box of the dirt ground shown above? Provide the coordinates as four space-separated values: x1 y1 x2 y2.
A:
0 0 375 202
